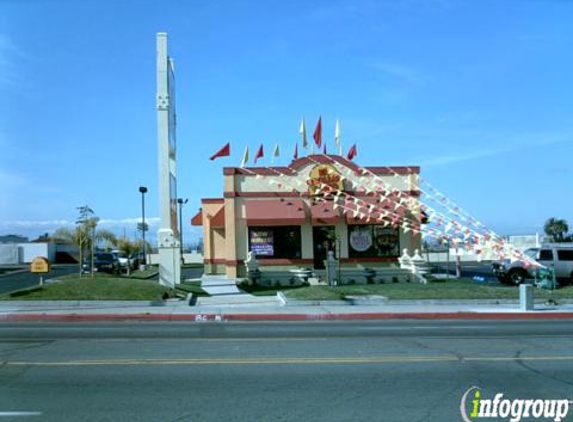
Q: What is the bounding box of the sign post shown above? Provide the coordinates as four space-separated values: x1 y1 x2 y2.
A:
156 32 181 288
30 256 50 286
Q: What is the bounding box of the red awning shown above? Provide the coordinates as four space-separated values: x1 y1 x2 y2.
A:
210 207 225 228
245 199 306 226
191 210 203 226
310 201 341 225
191 207 225 228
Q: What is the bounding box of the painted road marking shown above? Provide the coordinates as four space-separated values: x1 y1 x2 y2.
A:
463 356 573 362
2 356 456 366
0 337 329 343
357 325 499 330
3 355 573 366
0 412 41 417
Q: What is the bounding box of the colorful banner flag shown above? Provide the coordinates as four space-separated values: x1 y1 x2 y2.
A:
313 116 322 148
209 142 230 160
254 144 264 164
347 143 357 160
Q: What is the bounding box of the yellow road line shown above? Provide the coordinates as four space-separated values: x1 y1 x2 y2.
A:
463 356 573 362
2 356 456 366
0 337 328 343
3 355 573 366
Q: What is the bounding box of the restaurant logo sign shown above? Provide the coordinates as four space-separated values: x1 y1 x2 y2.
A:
349 228 373 252
307 164 344 196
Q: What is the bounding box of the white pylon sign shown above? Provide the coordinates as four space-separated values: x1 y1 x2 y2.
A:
156 32 181 288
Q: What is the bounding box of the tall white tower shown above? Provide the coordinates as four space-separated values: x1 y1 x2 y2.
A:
156 32 181 288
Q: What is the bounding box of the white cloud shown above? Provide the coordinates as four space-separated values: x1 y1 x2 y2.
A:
372 62 427 86
0 217 160 229
420 133 572 167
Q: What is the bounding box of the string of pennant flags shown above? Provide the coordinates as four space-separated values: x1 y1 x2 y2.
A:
207 118 536 266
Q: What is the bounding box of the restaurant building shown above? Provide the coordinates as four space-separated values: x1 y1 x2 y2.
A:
192 155 422 278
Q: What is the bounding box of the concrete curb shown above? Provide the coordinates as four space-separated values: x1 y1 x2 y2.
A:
281 298 573 306
2 311 573 322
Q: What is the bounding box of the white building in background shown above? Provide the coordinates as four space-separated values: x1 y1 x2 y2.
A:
0 242 56 265
507 234 543 250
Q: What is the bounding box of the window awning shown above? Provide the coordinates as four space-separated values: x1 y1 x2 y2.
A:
210 208 225 228
191 210 203 226
191 207 225 228
310 201 341 225
245 199 306 226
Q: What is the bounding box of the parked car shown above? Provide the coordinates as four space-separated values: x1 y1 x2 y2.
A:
82 252 121 274
492 244 573 285
111 250 133 272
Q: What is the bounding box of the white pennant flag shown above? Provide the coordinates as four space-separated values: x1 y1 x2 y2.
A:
271 144 280 164
334 119 341 155
299 117 308 149
240 145 249 168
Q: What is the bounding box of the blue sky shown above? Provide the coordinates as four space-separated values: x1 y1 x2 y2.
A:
1 0 572 244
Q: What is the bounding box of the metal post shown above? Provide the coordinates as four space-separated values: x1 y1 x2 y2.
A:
91 224 95 278
446 241 450 276
139 186 148 267
177 198 188 263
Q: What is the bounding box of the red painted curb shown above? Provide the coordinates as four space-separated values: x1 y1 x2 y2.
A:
1 312 573 322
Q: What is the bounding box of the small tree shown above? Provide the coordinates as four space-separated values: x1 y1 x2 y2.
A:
544 218 569 243
55 206 117 276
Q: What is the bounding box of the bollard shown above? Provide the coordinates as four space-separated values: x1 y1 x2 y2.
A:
325 251 338 286
519 283 534 311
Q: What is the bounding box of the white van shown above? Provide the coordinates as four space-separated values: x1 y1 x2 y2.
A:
492 243 573 285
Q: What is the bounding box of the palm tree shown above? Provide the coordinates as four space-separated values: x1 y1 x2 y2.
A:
544 218 569 242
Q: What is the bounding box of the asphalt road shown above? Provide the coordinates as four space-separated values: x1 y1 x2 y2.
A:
0 320 572 421
0 265 78 294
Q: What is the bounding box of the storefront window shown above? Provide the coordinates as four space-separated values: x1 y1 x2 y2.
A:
248 226 302 259
348 225 400 258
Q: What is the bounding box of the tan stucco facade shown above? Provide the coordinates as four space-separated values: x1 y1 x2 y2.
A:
193 155 422 278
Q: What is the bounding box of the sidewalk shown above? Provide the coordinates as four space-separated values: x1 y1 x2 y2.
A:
2 296 573 322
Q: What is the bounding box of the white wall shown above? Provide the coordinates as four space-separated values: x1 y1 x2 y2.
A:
0 244 20 265
149 252 203 265
18 243 56 263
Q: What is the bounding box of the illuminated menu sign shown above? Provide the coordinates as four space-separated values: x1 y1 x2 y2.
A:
249 230 274 256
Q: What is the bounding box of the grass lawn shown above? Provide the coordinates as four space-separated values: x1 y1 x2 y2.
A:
270 279 573 301
0 273 170 301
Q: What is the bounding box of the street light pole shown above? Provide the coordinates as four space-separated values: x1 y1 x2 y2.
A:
177 198 188 263
139 186 148 268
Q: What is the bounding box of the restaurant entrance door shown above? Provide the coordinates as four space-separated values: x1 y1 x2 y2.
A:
313 226 336 270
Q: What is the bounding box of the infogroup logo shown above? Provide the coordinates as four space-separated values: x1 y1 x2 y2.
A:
460 386 571 422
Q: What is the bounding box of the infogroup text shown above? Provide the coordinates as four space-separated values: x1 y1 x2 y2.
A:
460 386 571 422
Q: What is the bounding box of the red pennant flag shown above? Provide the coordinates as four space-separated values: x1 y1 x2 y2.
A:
313 116 322 148
209 142 230 160
293 143 299 160
346 143 357 160
254 144 264 164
